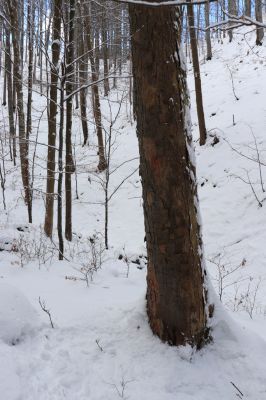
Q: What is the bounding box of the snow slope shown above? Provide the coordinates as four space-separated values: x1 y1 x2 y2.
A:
0 29 266 399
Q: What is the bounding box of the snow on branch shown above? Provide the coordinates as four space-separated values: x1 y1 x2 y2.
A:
206 4 266 30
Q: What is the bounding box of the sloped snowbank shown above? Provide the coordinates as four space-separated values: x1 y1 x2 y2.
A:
0 282 39 345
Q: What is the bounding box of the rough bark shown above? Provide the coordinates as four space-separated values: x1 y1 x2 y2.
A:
129 4 208 347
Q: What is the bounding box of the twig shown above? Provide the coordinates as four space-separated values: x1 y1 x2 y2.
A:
249 128 265 192
230 381 244 398
38 297 55 328
95 339 104 352
227 65 239 101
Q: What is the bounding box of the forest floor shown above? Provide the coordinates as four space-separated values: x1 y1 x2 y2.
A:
1 29 266 399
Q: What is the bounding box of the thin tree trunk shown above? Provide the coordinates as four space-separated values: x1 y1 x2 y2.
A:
77 2 89 146
8 0 32 223
26 0 34 140
39 0 43 94
83 0 107 171
19 0 24 73
65 0 76 242
228 0 237 42
0 17 2 75
2 67 6 106
245 0 251 17
58 62 65 260
255 0 264 45
187 3 207 145
205 0 212 60
102 5 110 97
5 28 16 165
95 25 100 77
44 0 62 237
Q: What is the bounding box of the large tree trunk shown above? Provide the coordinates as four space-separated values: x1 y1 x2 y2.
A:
129 3 209 348
187 3 207 146
44 0 62 237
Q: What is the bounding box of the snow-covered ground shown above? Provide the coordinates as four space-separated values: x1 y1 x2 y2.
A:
1 29 266 399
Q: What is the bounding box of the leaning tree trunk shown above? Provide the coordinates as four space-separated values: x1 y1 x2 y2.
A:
187 3 207 146
44 0 62 237
255 0 264 46
129 3 209 348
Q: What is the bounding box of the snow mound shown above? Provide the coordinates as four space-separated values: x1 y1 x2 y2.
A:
0 282 39 345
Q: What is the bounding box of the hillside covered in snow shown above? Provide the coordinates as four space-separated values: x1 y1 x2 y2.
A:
0 27 266 400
